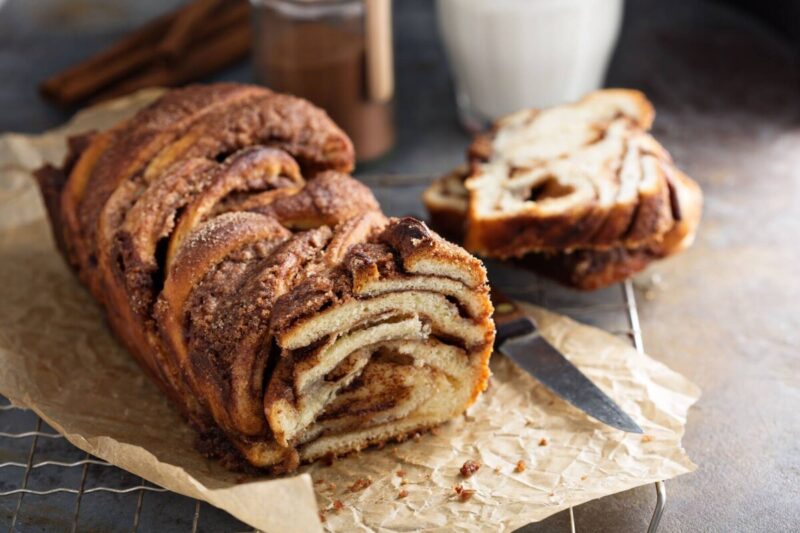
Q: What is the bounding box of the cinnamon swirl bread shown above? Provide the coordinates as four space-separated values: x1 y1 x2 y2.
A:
423 90 703 290
36 83 494 472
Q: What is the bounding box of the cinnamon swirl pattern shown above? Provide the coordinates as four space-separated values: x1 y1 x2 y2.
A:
36 84 494 471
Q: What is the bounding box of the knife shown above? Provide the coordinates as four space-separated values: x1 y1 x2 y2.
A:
492 291 643 433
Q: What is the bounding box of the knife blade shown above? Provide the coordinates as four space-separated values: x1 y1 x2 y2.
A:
493 295 643 434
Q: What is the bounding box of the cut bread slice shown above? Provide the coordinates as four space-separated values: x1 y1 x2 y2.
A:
423 90 703 290
462 89 694 257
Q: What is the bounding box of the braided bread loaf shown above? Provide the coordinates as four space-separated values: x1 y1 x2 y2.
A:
36 84 494 472
423 90 703 290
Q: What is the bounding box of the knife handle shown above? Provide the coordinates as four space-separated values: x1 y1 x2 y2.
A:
491 288 536 345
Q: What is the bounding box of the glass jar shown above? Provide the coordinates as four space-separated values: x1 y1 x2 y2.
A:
251 0 395 162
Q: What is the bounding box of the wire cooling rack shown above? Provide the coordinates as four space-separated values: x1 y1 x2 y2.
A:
0 177 666 532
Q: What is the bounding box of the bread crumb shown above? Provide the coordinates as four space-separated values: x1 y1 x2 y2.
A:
641 434 653 443
348 477 372 492
431 426 441 436
538 438 548 446
396 469 406 477
400 478 408 485
453 485 476 502
460 460 481 478
515 460 526 473
580 475 588 481
413 432 422 442
398 489 409 499
327 482 337 491
493 467 501 474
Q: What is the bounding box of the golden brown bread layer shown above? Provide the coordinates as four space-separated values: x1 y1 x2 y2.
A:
35 83 494 472
423 90 703 290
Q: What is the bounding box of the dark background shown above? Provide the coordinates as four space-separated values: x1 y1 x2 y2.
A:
1 0 799 531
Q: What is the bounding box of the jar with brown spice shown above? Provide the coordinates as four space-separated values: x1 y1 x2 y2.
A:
251 0 395 162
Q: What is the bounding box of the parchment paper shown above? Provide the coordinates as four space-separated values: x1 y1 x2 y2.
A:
0 92 699 533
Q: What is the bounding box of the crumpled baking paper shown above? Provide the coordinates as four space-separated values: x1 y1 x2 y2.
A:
0 91 699 533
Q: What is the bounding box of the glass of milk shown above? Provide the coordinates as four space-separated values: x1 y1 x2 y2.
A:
436 0 624 131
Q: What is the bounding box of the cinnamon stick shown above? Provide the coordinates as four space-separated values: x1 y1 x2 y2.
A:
40 8 183 105
159 0 223 60
90 16 251 104
40 0 250 106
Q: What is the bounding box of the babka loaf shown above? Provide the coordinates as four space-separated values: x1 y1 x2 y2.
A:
36 83 494 472
423 90 702 290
